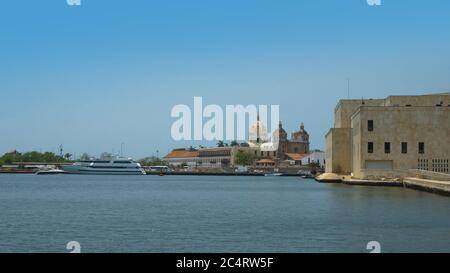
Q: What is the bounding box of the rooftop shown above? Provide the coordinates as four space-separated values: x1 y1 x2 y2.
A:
164 150 199 159
285 153 308 161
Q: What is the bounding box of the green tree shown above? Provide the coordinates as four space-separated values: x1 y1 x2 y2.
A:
234 151 254 166
217 140 225 147
42 152 63 162
138 156 165 166
64 153 73 160
230 140 239 147
22 151 41 162
0 151 68 164
1 152 22 164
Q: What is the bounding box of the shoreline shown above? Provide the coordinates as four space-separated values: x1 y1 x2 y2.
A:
403 178 450 197
0 170 35 174
145 172 309 177
3 170 449 196
316 175 450 197
0 170 309 177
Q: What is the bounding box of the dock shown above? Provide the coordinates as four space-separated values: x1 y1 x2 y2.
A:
403 177 450 196
316 171 450 196
145 171 306 177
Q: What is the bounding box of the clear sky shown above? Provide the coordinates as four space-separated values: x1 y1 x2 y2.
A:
1 0 449 159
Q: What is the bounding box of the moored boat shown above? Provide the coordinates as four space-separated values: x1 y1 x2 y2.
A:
35 169 66 175
264 173 283 177
63 158 146 175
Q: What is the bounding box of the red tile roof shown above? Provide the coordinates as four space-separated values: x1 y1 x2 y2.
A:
164 150 199 159
256 159 276 163
284 153 308 161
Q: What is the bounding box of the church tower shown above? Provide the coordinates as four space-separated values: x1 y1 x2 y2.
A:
289 122 310 154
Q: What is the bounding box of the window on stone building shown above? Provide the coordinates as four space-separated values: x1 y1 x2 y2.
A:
368 142 374 154
418 159 429 171
273 151 277 157
385 142 390 154
419 142 425 154
401 142 408 154
368 120 374 132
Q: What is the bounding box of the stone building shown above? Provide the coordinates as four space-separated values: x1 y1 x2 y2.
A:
325 93 450 179
163 149 199 167
237 117 310 165
197 147 231 168
164 147 232 168
262 121 310 161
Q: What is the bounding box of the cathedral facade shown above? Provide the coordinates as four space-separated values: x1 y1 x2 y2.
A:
245 117 310 164
272 121 310 160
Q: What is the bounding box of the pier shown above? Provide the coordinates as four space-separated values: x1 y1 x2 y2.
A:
403 177 450 197
316 170 450 196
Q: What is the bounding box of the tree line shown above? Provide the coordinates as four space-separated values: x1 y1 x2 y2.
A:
0 151 71 165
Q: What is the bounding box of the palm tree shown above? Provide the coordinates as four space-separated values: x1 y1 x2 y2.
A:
64 153 72 160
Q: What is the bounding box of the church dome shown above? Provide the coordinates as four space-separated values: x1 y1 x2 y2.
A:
272 121 288 142
248 117 268 144
291 123 309 142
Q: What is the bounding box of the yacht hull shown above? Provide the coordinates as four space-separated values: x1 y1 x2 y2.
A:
63 165 145 175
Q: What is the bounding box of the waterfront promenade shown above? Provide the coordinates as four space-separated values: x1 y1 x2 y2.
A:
316 170 450 196
403 177 450 196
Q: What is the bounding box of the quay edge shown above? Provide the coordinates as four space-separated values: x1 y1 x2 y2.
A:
316 172 450 196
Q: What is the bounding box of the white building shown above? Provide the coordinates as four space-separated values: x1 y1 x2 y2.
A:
164 147 232 168
301 150 325 168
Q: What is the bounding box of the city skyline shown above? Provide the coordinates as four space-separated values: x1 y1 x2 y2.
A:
1 0 450 159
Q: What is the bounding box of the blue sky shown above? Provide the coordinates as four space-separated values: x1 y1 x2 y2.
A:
1 0 450 159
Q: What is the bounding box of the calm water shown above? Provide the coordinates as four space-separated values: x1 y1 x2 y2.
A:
0 174 449 253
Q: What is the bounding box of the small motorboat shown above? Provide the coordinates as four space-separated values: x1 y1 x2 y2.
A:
297 170 315 179
264 173 283 177
35 169 66 175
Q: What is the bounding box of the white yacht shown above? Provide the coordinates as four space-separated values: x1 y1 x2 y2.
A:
35 168 67 175
63 158 146 175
